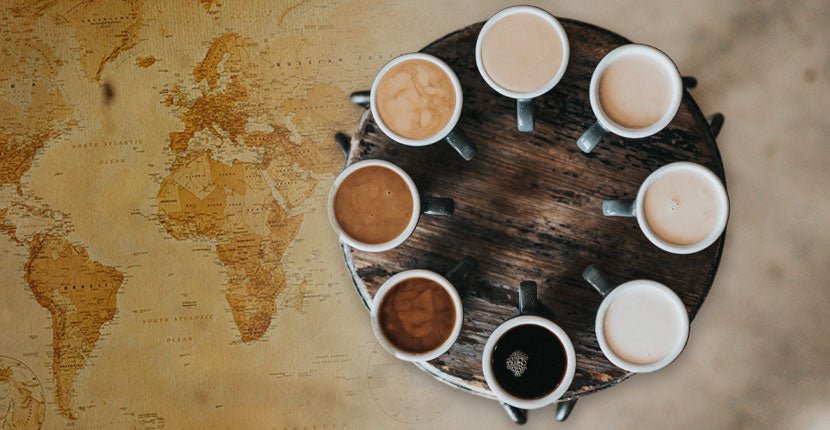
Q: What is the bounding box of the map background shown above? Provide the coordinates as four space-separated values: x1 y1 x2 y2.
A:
1 0 829 429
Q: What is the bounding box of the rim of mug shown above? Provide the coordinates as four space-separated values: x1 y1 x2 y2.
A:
475 5 570 100
327 159 421 252
482 315 577 410
369 53 463 146
370 269 464 362
588 44 683 139
595 280 690 373
635 161 730 254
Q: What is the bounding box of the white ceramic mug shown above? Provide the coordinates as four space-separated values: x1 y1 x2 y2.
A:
577 44 683 153
482 282 576 410
602 161 729 254
475 5 570 132
328 159 454 252
582 265 689 373
370 257 476 362
370 53 477 160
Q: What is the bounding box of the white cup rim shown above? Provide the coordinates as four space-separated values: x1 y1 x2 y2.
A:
327 159 421 252
475 5 570 99
595 280 690 373
482 315 576 409
370 269 464 362
635 161 730 254
370 53 463 146
589 44 683 138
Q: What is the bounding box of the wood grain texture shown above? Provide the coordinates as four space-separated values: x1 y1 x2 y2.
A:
343 19 726 401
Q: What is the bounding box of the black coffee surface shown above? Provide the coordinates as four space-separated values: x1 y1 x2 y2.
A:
491 324 566 399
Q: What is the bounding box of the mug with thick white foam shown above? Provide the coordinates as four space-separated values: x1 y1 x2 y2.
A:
476 6 570 132
582 265 689 373
482 281 576 410
370 53 477 161
328 159 454 253
577 44 683 153
602 161 729 254
370 256 477 362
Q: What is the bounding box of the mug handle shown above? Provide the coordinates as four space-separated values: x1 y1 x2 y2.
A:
601 199 635 217
517 99 534 132
445 256 478 286
518 281 538 315
444 129 478 161
421 197 455 216
576 121 609 153
582 265 614 297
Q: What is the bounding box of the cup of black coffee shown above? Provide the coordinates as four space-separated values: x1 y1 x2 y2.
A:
482 281 576 410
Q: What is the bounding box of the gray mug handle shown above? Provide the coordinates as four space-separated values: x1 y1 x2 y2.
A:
601 199 636 217
421 197 455 216
518 281 538 315
444 129 478 161
582 265 614 297
445 256 478 286
517 98 534 132
577 121 609 153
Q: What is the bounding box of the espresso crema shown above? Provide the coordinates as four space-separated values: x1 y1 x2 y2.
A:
333 165 414 245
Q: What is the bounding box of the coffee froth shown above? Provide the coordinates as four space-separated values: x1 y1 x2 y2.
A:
644 169 722 246
375 59 456 140
602 282 686 365
598 53 672 129
333 165 414 245
379 277 456 354
480 11 564 93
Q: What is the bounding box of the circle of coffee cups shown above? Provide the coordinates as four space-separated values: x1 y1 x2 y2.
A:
602 162 729 254
475 6 570 132
370 269 464 362
328 159 421 252
370 53 476 160
577 44 683 152
482 315 576 409
583 266 689 373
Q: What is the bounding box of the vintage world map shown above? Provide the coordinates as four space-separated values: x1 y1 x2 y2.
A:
0 1 533 428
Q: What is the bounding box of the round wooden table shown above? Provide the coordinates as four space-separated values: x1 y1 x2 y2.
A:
341 18 726 408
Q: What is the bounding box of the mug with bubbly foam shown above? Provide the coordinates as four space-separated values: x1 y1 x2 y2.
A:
328 159 455 252
582 265 689 373
371 53 477 161
577 44 683 153
603 162 729 254
482 281 576 410
476 6 570 132
371 256 477 362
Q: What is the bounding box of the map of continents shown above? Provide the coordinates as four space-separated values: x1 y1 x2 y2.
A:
156 32 334 342
0 0 353 426
0 0 495 427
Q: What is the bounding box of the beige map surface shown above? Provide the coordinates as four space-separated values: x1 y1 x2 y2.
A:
0 0 526 428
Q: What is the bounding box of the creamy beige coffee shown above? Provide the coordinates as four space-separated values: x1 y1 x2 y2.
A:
375 59 456 140
603 283 685 365
480 12 564 93
598 54 673 129
333 165 414 245
644 169 722 246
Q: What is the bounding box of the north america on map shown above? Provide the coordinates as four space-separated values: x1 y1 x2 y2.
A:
0 0 485 428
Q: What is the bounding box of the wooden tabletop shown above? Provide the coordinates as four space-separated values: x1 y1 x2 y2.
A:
342 18 726 401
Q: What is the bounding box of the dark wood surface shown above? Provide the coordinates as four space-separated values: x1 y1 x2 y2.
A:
343 19 726 400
